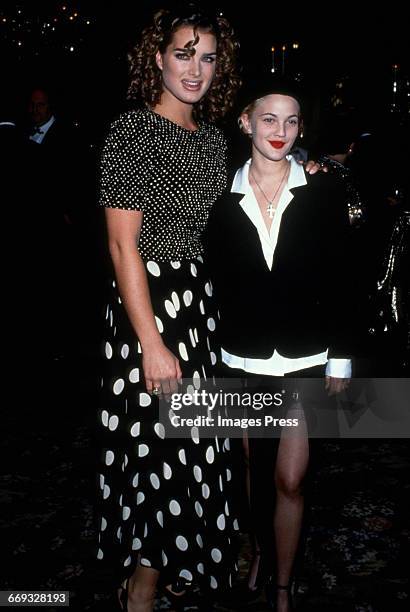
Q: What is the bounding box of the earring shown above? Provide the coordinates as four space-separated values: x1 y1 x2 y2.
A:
300 131 304 139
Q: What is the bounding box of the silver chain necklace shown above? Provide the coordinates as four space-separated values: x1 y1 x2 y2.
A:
249 162 290 219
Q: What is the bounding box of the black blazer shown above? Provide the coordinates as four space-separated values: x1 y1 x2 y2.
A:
205 171 353 360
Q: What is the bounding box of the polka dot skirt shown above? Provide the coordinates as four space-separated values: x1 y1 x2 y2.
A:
97 257 239 590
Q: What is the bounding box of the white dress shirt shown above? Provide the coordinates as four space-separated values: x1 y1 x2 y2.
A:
29 115 55 144
221 157 351 378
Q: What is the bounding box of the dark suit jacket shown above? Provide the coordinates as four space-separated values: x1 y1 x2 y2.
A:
205 171 353 360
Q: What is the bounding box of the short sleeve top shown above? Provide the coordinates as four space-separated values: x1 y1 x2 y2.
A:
99 109 227 261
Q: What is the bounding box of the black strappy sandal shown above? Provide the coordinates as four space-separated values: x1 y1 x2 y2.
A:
265 578 296 611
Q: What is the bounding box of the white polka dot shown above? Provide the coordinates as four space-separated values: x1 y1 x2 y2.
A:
97 548 104 559
137 342 142 353
117 527 122 540
120 344 129 359
178 449 187 465
119 494 123 506
109 311 113 327
178 342 189 361
224 439 230 451
105 304 109 319
171 291 180 311
105 450 114 466
140 393 151 407
154 422 165 439
226 468 232 481
147 261 161 277
193 371 201 389
132 473 139 487
217 514 226 530
150 473 160 490
225 501 230 516
169 500 181 515
162 550 168 565
233 519 240 530
196 534 204 548
176 535 188 551
132 537 142 550
199 300 205 315
155 316 164 333
193 465 202 482
183 290 193 306
138 444 149 457
211 548 222 563
113 379 125 395
163 463 172 479
108 415 119 431
195 501 203 517
197 562 205 574
103 484 110 499
210 352 217 365
99 473 104 489
171 261 181 269
165 299 177 318
101 410 109 427
136 492 145 505
157 511 164 527
205 281 213 296
130 422 140 437
179 569 193 582
191 427 199 444
144 523 148 538
207 317 216 332
122 506 131 520
105 342 113 359
194 328 199 342
187 384 195 395
210 576 218 589
190 263 197 277
129 368 140 383
202 483 210 499
140 558 151 567
206 446 215 464
219 475 224 492
189 328 196 347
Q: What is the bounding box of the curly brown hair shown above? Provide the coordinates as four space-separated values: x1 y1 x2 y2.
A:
127 4 241 122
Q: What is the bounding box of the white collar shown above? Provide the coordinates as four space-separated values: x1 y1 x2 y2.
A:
36 115 56 134
231 155 307 195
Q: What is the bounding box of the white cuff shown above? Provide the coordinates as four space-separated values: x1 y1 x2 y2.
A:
325 358 352 378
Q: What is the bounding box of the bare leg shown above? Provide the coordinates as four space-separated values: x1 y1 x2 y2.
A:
273 405 309 611
119 565 159 612
243 431 262 590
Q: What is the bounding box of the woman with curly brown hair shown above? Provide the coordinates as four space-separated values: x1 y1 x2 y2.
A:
97 4 241 611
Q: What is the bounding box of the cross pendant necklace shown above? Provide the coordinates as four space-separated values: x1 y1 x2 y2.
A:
250 162 290 219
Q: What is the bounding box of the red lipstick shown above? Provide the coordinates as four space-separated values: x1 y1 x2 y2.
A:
269 141 285 149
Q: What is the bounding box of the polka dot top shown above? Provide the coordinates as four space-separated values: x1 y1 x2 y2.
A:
99 109 227 261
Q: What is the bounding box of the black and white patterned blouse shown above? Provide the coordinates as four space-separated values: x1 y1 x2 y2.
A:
99 109 227 261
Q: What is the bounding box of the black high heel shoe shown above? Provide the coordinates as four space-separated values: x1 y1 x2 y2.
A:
158 579 198 611
228 551 272 604
265 578 296 611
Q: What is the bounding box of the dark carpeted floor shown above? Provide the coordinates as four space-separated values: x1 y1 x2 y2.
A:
1 349 409 612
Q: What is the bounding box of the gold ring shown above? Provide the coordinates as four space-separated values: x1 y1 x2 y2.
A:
152 386 161 395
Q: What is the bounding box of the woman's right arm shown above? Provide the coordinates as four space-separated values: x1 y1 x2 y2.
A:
105 207 182 395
